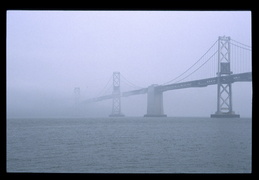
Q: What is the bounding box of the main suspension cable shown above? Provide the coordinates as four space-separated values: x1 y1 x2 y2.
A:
162 39 218 85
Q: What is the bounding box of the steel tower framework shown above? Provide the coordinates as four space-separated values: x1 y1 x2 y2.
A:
110 72 124 117
211 36 240 118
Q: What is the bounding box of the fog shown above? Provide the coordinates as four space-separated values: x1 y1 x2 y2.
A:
6 11 252 118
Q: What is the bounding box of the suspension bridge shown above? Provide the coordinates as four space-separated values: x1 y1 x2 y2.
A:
78 36 252 118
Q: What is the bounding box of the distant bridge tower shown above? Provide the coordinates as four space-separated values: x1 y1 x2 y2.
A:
109 72 125 117
74 87 80 116
211 36 240 118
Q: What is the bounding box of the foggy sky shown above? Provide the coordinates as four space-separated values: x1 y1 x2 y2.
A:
6 11 252 118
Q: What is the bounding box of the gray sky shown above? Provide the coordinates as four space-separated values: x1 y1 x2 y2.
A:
6 11 252 118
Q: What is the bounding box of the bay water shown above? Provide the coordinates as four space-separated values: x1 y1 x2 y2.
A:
7 117 251 173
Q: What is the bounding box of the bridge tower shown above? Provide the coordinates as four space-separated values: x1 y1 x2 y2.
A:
211 36 240 118
109 72 125 117
74 87 80 116
144 84 167 117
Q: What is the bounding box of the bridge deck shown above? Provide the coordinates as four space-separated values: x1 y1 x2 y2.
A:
158 72 252 92
82 72 251 104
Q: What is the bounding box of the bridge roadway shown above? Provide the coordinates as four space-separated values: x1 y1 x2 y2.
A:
82 72 252 104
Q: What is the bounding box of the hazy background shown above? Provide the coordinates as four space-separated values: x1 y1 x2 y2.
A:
6 11 252 118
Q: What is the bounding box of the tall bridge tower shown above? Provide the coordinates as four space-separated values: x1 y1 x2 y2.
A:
211 36 240 118
74 87 80 116
109 72 125 117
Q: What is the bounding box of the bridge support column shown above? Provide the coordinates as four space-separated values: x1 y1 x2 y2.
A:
211 36 240 118
109 72 125 117
144 85 167 117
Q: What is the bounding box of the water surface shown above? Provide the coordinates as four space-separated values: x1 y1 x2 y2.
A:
7 117 252 173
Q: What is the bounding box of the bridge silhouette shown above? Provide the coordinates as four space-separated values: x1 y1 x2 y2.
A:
80 36 252 118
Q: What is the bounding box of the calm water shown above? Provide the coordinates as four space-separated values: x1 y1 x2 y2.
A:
7 117 251 173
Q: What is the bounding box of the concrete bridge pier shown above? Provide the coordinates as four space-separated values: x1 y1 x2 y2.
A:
144 84 167 117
